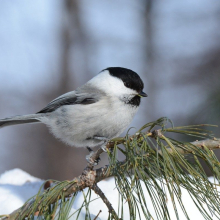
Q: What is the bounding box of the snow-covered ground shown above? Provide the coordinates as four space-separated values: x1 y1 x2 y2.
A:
0 169 44 214
0 169 219 220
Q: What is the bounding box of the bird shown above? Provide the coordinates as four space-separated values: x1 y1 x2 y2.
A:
0 67 147 151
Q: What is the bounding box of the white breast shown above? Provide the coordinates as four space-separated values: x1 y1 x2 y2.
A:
39 96 139 148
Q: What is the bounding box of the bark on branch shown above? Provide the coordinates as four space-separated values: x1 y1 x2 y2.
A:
2 133 220 220
91 184 119 220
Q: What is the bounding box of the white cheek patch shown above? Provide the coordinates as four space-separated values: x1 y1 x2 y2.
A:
89 70 136 97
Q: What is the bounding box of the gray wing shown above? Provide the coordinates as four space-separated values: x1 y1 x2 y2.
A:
37 91 100 114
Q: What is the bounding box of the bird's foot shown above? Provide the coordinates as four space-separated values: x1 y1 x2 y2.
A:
94 136 110 152
86 147 101 166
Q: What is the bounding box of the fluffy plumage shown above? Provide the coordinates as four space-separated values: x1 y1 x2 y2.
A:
0 67 147 148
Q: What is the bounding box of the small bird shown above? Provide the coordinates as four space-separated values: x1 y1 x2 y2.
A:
0 67 147 150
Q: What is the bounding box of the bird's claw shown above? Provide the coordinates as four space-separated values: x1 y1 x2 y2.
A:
101 145 107 152
94 136 111 152
86 147 101 165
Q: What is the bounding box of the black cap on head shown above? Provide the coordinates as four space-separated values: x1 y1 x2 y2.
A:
104 67 144 93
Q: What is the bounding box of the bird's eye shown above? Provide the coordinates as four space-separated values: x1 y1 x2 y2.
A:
124 82 130 88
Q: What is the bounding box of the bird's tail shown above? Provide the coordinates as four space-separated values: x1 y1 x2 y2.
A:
0 114 41 128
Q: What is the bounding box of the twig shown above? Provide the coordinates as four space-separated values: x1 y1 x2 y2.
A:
2 134 220 220
93 210 102 220
86 141 116 170
91 184 119 220
1 161 120 220
162 137 220 155
86 148 104 170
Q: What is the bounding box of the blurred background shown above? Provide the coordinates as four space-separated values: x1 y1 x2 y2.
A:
0 0 220 180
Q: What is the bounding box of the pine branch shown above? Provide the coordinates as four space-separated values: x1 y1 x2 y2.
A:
156 132 220 154
93 210 102 220
1 120 220 220
0 148 122 220
91 184 119 220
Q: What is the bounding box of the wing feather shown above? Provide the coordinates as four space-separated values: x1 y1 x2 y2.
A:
37 91 99 113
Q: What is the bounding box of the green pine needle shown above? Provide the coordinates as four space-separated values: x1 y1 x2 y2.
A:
5 117 220 220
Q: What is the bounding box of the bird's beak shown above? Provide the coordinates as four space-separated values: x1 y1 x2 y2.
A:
138 91 148 98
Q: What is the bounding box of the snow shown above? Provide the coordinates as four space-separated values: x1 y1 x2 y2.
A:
75 178 220 220
0 169 219 219
0 168 41 185
0 169 44 214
